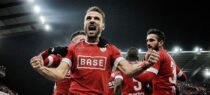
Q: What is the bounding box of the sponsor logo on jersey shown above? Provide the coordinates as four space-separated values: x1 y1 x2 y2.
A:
77 55 107 70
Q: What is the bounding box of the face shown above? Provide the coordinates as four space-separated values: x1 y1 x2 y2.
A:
71 34 86 43
84 11 104 38
146 34 162 51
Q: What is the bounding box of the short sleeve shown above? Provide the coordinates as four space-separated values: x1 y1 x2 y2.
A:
61 43 76 67
110 45 125 70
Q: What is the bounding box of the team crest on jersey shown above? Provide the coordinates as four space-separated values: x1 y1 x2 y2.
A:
100 47 107 52
77 55 107 70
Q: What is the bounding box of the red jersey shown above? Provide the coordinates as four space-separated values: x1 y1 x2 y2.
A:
53 78 71 95
52 70 71 95
40 51 71 95
62 41 123 95
43 54 62 67
121 61 148 95
108 70 123 95
146 48 180 95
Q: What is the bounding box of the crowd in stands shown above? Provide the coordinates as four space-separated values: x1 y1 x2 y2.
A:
178 80 210 95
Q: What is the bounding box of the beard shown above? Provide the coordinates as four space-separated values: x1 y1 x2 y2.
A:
147 44 159 51
88 30 101 39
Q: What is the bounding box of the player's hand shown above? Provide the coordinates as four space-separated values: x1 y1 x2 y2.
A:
48 46 68 57
144 52 150 61
30 56 44 71
145 50 160 67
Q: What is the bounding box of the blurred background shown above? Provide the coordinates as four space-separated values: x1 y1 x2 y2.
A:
0 0 209 95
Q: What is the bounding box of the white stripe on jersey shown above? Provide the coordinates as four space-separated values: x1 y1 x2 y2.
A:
47 55 54 66
177 70 183 77
146 67 159 75
61 58 72 67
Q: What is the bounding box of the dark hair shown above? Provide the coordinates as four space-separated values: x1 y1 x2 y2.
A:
86 6 105 23
70 30 86 41
147 28 165 42
126 47 139 61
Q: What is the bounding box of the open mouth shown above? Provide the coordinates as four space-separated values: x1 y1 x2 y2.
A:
88 25 96 31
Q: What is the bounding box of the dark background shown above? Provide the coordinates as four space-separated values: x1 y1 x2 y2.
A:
0 0 209 95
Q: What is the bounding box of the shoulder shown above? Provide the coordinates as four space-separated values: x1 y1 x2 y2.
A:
67 40 86 50
106 44 119 50
159 48 169 59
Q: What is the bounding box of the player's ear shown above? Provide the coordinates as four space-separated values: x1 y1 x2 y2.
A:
102 23 105 31
159 40 164 46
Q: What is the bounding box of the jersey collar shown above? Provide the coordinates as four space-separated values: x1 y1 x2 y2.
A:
85 40 98 45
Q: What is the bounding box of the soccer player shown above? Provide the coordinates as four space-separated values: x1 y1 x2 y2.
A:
40 31 86 95
30 6 160 95
53 31 86 95
108 70 122 95
134 29 186 95
115 47 149 95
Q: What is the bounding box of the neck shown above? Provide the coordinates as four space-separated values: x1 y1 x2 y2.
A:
87 37 100 43
159 46 163 49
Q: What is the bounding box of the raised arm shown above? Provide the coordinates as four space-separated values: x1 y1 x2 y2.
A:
117 50 159 77
30 56 70 81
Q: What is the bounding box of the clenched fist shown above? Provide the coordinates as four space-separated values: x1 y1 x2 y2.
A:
30 56 45 71
145 50 160 67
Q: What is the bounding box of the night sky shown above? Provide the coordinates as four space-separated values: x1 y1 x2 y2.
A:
0 0 209 95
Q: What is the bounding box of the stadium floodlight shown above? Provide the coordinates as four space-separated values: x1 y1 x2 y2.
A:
33 5 41 13
44 24 51 31
206 71 210 76
200 48 203 51
39 16 46 24
204 69 210 78
194 47 202 54
194 47 199 52
172 46 182 54
138 49 142 53
174 47 179 53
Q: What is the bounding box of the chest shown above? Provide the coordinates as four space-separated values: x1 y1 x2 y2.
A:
72 45 112 70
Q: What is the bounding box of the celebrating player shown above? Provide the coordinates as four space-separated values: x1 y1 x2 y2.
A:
30 6 160 95
135 29 186 95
